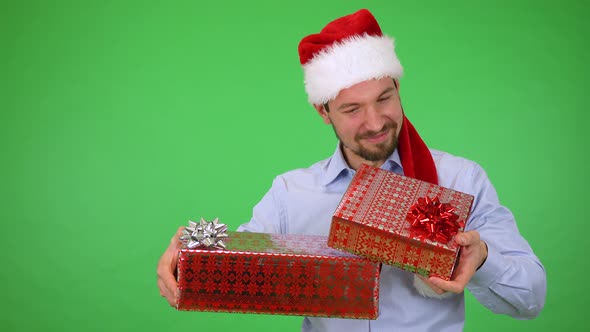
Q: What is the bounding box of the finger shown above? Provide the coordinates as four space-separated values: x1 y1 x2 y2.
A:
158 279 177 307
455 230 480 246
428 277 465 294
158 278 170 298
157 227 184 307
158 275 177 307
172 226 185 244
163 267 178 299
157 254 179 298
429 254 480 293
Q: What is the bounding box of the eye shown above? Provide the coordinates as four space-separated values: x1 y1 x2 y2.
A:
377 95 392 103
342 108 359 114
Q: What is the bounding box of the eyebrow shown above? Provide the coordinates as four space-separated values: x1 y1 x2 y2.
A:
336 87 397 111
377 87 396 98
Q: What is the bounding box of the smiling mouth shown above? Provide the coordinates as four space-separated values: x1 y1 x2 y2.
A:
362 129 390 144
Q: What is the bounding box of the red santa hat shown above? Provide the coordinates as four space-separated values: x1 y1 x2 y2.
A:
298 9 403 105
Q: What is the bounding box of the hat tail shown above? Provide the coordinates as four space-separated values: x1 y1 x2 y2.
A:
398 115 438 185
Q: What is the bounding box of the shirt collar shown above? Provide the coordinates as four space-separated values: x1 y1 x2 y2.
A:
322 143 404 186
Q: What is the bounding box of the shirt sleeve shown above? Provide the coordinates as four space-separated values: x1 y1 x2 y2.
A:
465 164 547 319
236 176 287 234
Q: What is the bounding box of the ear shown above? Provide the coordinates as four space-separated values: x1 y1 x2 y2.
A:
394 79 400 90
314 104 332 125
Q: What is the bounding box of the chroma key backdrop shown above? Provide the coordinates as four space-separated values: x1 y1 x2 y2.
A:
1 0 587 331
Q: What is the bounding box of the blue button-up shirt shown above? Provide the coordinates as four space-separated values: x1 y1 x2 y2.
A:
238 145 546 331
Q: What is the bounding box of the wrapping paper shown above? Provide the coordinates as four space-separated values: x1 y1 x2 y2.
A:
177 231 380 318
328 164 474 280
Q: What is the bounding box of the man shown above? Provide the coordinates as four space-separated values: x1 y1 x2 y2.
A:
157 9 546 331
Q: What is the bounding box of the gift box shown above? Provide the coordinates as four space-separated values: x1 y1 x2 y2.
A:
177 229 380 319
328 164 474 280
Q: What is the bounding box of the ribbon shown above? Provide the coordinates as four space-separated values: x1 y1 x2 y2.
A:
180 217 229 249
406 196 463 244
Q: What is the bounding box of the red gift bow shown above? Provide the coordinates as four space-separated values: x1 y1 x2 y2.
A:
406 195 464 244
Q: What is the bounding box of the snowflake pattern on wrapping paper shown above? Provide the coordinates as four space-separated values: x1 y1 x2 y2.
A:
177 231 380 319
329 164 474 280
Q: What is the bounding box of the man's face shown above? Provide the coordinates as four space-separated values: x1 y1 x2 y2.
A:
316 77 403 167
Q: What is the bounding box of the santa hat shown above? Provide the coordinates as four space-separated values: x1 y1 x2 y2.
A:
298 9 403 105
299 9 446 299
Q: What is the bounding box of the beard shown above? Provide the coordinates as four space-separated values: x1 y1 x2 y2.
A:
333 120 399 162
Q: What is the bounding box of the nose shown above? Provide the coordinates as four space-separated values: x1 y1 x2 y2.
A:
364 106 384 132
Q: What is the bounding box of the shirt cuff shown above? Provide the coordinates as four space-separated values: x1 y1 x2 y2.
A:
469 242 505 288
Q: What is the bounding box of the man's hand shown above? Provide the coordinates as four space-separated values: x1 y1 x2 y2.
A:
427 230 488 294
157 226 184 307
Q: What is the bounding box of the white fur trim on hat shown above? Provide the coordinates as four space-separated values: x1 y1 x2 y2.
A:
303 34 403 105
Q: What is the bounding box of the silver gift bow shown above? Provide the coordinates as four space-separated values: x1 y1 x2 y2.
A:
179 217 228 249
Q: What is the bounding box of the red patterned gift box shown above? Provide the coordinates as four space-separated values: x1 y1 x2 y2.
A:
328 164 474 280
177 231 380 319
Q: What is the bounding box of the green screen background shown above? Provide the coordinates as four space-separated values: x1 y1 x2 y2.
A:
1 0 587 331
